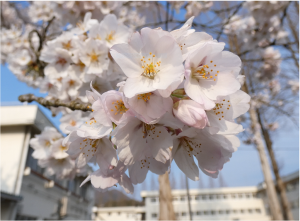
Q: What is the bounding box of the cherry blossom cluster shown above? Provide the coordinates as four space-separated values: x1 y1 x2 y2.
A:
56 16 250 194
29 127 91 179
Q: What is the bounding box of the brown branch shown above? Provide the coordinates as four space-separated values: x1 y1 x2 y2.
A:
18 94 92 112
257 109 294 220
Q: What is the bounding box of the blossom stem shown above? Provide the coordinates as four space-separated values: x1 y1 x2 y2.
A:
171 94 184 98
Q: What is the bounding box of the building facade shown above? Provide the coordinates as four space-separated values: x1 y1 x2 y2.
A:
93 171 299 221
92 206 145 221
257 171 299 220
141 187 270 220
1 105 94 220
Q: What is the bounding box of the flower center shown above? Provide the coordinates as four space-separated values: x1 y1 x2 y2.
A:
212 99 231 121
70 120 76 126
69 79 75 86
137 93 152 102
62 41 72 50
80 138 100 158
89 51 99 62
142 123 161 139
192 60 219 82
140 158 150 169
141 52 161 80
181 137 202 157
60 145 67 151
95 34 102 41
105 31 115 42
76 21 85 31
110 100 128 115
76 59 86 71
45 141 51 147
56 57 67 66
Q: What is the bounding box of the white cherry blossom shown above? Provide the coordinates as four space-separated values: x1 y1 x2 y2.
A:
110 28 184 98
173 127 240 180
111 116 173 166
89 14 131 48
184 41 242 110
78 38 109 75
29 127 62 160
126 91 173 123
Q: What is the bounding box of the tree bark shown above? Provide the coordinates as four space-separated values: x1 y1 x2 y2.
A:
243 83 283 220
257 109 294 220
158 172 176 220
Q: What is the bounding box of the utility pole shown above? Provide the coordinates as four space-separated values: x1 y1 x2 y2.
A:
186 176 192 221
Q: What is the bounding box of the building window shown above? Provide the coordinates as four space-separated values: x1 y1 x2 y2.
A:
240 209 244 213
217 194 222 199
226 210 230 214
108 212 111 216
294 200 299 208
152 213 157 218
25 147 45 174
219 210 224 214
151 198 156 202
195 196 200 200
255 209 261 213
204 211 208 215
196 211 201 216
202 195 207 200
175 213 179 217
246 194 251 198
238 194 243 198
209 195 214 200
223 194 228 199
211 211 216 215
182 212 186 216
248 209 253 213
180 197 185 201
232 210 237 214
286 184 294 192
231 194 236 199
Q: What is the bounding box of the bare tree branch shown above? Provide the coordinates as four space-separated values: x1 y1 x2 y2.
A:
18 94 92 112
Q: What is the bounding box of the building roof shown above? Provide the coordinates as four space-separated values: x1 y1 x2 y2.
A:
93 206 145 213
257 170 299 190
1 105 59 132
1 191 23 201
141 186 259 197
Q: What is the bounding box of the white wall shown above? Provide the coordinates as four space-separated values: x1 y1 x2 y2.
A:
1 125 27 195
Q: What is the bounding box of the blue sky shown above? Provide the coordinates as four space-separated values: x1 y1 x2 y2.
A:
1 2 298 199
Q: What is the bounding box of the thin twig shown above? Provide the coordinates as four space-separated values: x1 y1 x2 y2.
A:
216 1 245 41
165 2 170 31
